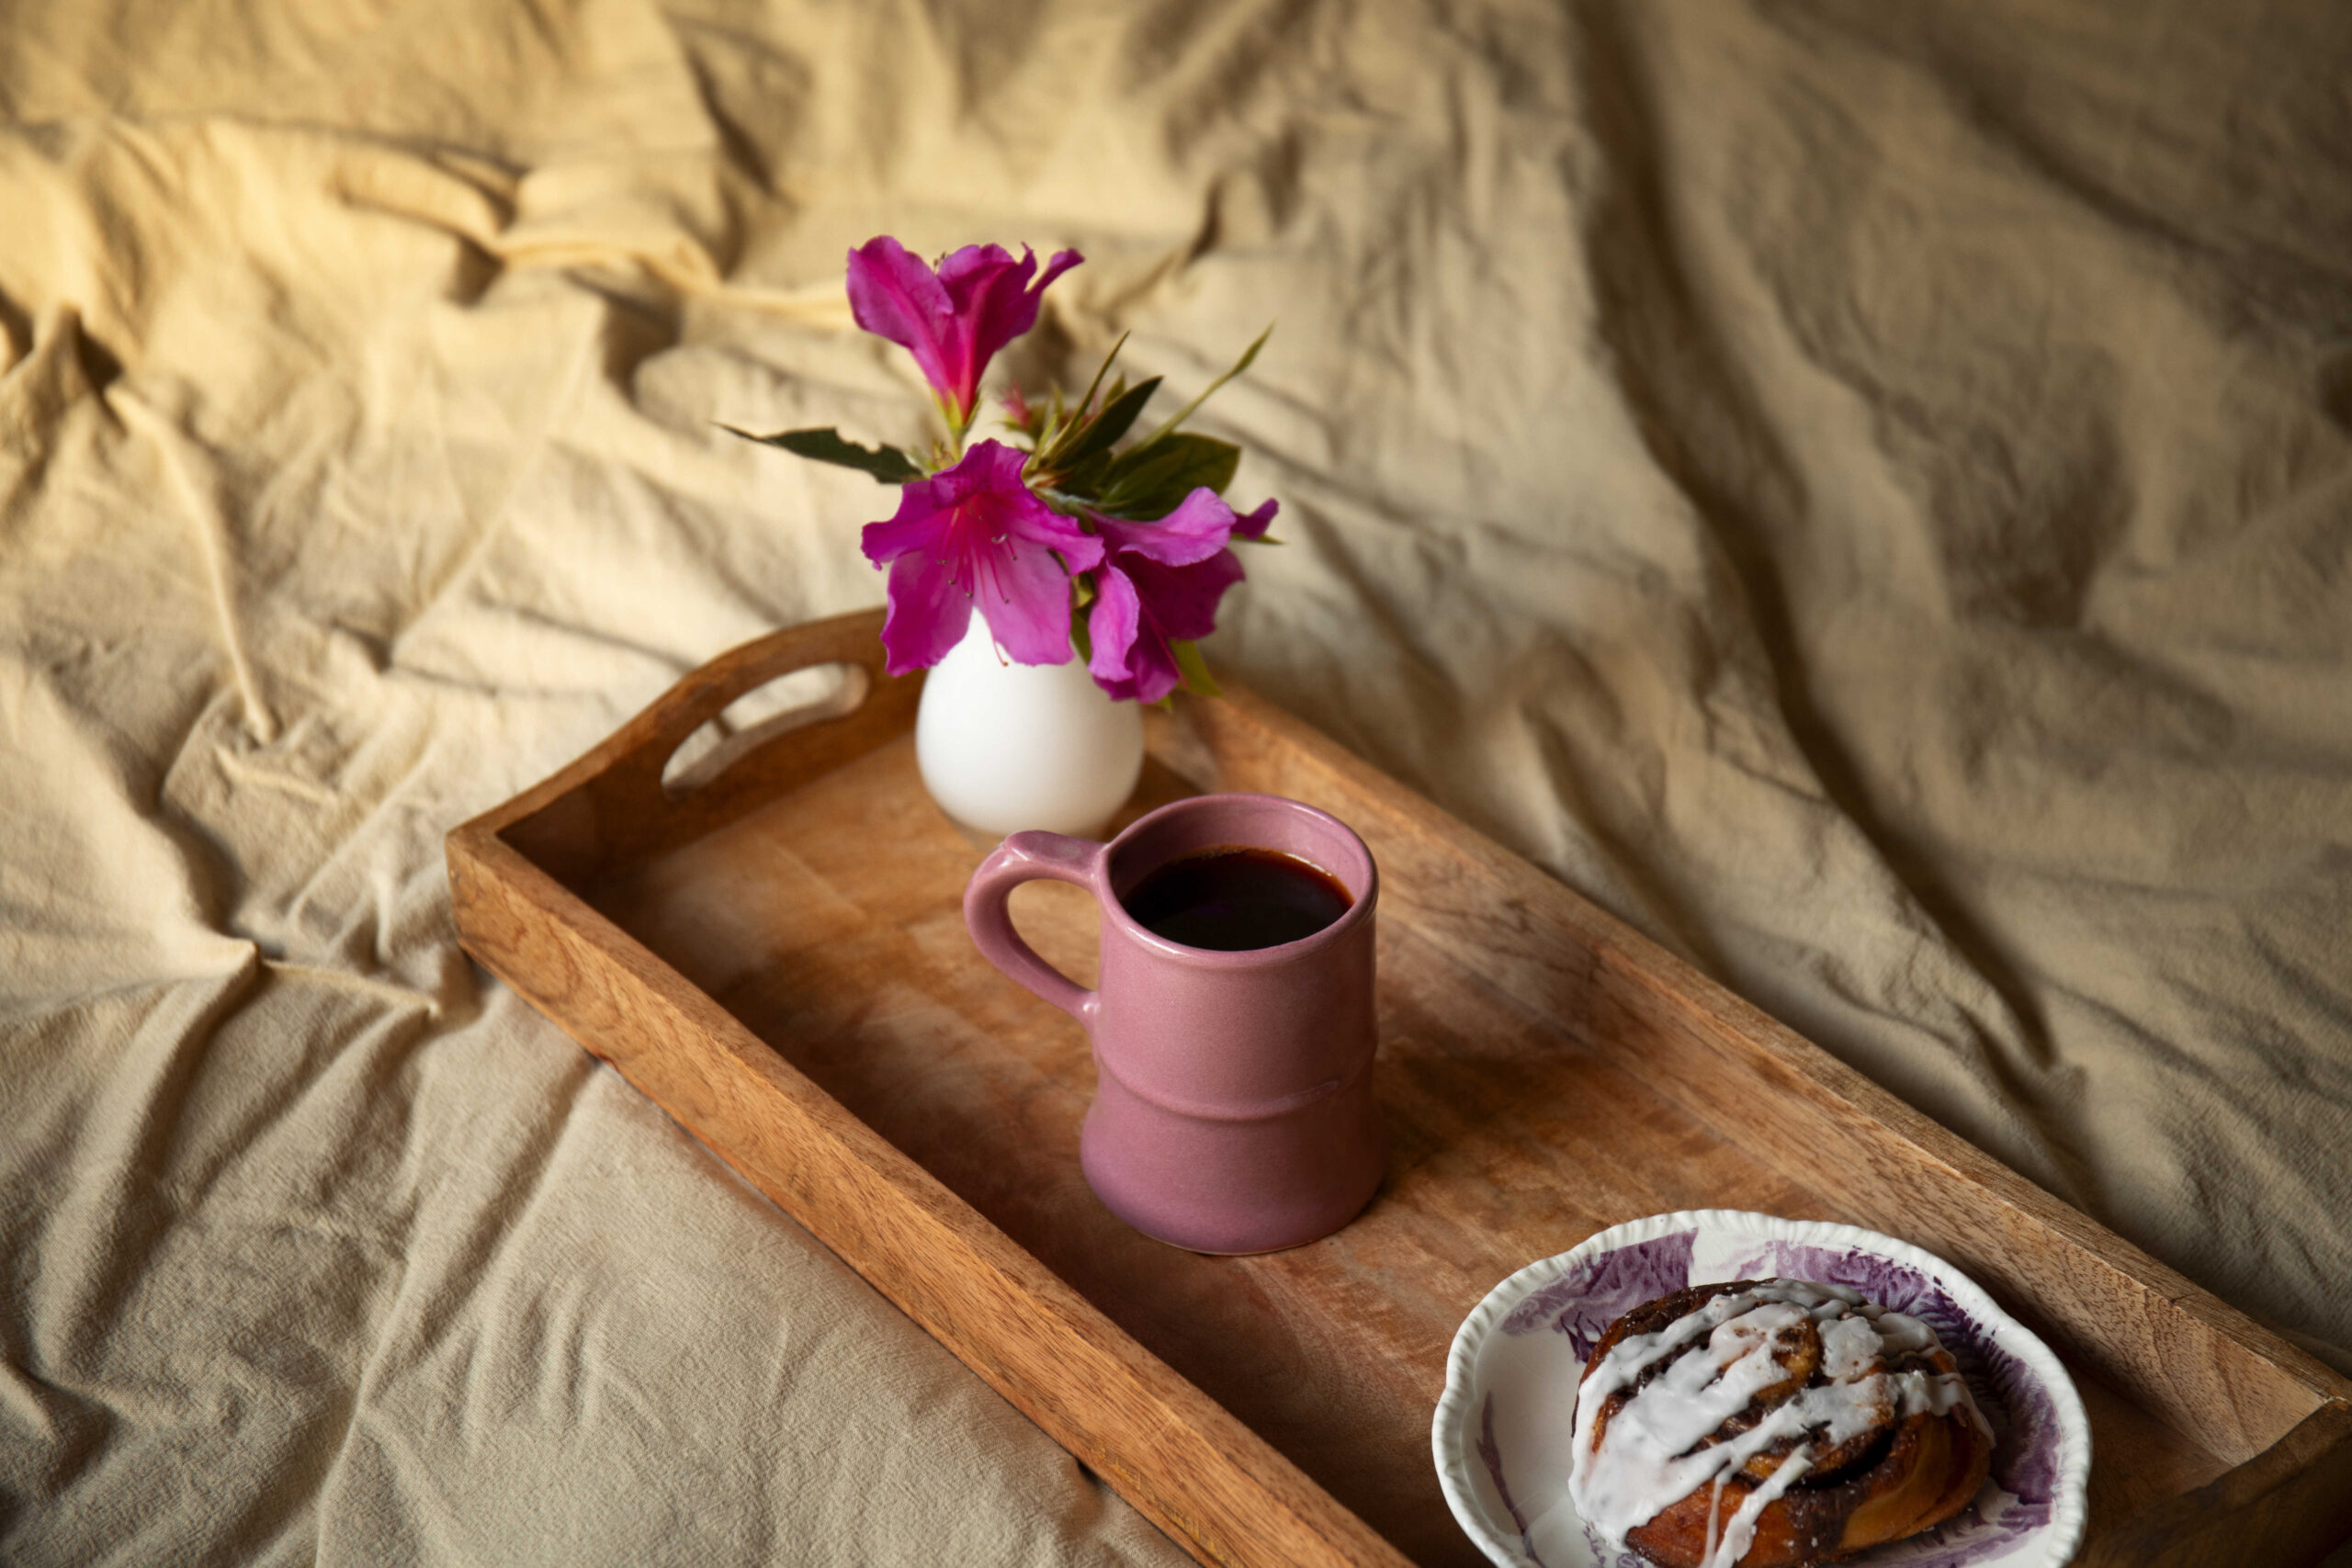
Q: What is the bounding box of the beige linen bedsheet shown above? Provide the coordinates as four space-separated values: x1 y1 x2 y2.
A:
5 1 2348 1562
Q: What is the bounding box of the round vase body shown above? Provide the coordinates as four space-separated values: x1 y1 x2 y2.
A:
915 621 1144 839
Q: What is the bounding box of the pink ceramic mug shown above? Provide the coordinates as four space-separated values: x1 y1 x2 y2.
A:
963 793 1385 1255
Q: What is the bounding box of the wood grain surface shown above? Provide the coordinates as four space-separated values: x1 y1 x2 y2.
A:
448 608 2352 1567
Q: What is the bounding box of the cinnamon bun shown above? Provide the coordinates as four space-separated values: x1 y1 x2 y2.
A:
1569 1280 1992 1567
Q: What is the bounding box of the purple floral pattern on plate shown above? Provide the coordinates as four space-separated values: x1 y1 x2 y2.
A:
1500 1231 1697 1357
1435 1213 2088 1568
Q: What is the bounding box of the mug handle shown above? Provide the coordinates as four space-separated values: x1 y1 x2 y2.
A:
963 831 1105 1024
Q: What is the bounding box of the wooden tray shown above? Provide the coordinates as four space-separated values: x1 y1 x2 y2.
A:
447 609 2352 1568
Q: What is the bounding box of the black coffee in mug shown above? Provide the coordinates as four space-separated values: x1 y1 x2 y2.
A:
1120 845 1353 952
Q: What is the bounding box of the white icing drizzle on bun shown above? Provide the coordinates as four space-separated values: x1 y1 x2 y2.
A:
1568 1280 1988 1568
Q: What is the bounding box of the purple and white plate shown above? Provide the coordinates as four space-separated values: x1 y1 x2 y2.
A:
1432 1211 2090 1568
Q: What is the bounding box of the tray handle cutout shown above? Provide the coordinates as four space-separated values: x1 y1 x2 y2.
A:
662 661 870 797
493 609 922 884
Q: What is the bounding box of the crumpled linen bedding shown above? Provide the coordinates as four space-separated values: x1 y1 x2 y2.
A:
4 0 2348 1562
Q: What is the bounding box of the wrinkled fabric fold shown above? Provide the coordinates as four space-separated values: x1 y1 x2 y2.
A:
5 1 2351 1565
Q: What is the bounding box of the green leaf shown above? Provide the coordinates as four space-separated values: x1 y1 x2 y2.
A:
1054 448 1114 502
1071 333 1127 423
1069 603 1094 666
1057 376 1161 466
1094 434 1240 519
1170 639 1223 698
719 424 922 484
1040 333 1128 466
1130 322 1272 450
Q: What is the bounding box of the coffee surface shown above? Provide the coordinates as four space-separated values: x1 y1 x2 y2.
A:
1120 846 1353 951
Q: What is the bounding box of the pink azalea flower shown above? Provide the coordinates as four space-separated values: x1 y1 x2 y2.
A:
861 441 1104 675
846 237 1082 424
1085 488 1247 704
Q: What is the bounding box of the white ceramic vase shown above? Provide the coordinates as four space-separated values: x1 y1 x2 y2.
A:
915 621 1144 840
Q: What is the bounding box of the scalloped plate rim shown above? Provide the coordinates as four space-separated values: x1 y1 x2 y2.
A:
1430 1209 2092 1568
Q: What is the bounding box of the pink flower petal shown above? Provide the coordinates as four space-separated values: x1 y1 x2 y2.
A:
1008 507 1105 573
1234 497 1279 540
1084 536 1244 703
1087 565 1142 687
936 243 1022 289
941 247 1083 388
956 446 1102 568
952 436 1029 494
860 495 945 568
878 550 975 676
975 534 1082 665
1092 488 1237 568
850 240 1082 421
846 237 958 409
859 440 1091 671
1123 548 1243 643
1095 623 1182 704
